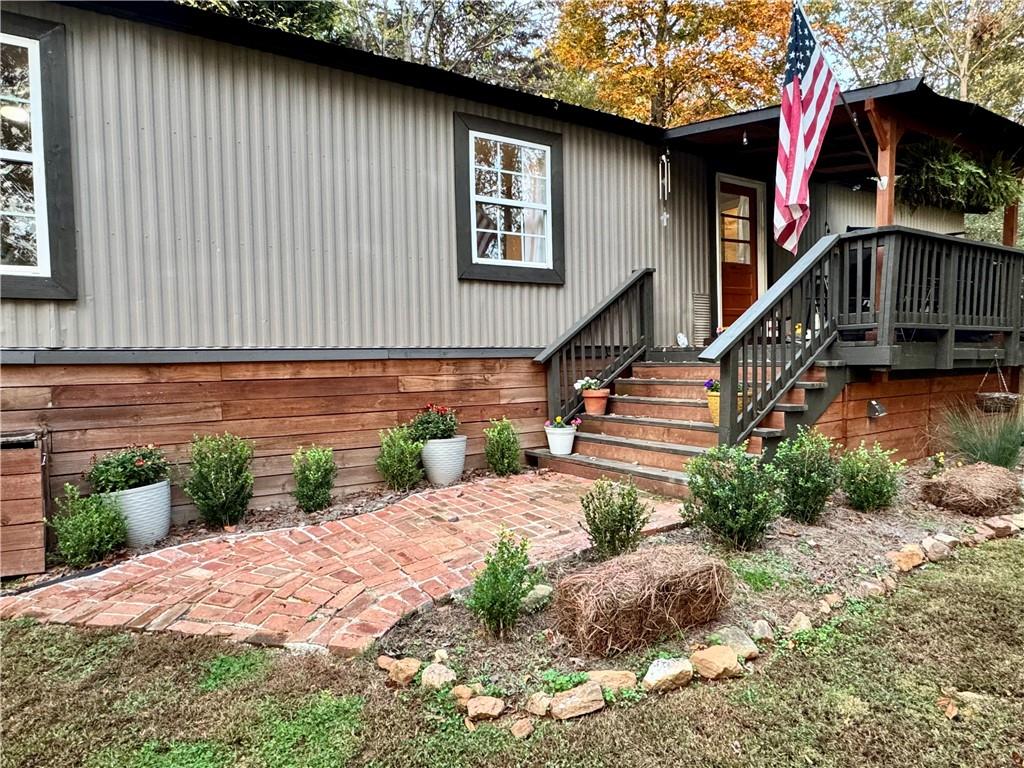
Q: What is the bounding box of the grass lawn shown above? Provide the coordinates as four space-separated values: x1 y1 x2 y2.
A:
2 539 1022 768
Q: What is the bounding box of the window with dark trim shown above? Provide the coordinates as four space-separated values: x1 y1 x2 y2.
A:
453 113 564 285
1 13 76 300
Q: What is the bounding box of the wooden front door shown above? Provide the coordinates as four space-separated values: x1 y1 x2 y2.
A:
718 180 759 325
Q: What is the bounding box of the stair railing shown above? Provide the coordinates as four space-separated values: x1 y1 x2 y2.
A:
700 233 844 445
535 268 655 420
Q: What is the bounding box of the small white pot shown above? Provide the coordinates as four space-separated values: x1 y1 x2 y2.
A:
545 426 577 456
421 435 467 486
109 479 171 548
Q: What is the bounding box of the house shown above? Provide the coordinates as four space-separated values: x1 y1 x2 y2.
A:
1 1 1021 553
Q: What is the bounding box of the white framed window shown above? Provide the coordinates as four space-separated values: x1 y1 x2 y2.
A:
1 32 50 278
469 130 553 269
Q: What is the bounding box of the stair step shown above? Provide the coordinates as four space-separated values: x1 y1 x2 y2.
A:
609 395 710 422
527 449 690 498
795 380 828 389
585 414 717 432
773 403 808 413
615 378 710 399
575 432 710 471
581 414 764 453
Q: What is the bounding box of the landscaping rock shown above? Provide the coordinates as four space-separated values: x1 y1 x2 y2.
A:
509 718 535 740
787 612 813 633
854 580 885 599
972 524 997 542
823 593 843 609
920 536 952 562
376 655 397 672
433 649 449 663
549 681 605 719
467 696 505 721
690 646 743 680
451 685 474 709
984 517 1013 538
934 533 960 549
522 584 554 613
421 662 457 691
642 658 693 692
881 575 897 592
524 691 552 717
885 544 926 572
750 619 774 643
388 657 422 687
587 669 637 693
1009 513 1024 530
714 626 759 660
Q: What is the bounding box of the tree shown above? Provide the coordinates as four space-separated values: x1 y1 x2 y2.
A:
548 0 798 127
181 1 351 42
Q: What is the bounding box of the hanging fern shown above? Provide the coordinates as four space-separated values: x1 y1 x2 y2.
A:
897 139 1022 213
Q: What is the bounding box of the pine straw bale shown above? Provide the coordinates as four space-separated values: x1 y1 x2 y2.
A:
921 462 1022 516
554 546 732 657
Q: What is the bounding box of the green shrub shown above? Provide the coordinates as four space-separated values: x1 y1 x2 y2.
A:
465 529 538 638
291 445 338 512
50 484 127 567
407 403 458 442
86 444 170 492
770 426 840 524
483 418 521 476
682 443 785 550
375 426 424 492
941 403 1023 469
184 433 254 527
580 478 651 557
838 441 905 511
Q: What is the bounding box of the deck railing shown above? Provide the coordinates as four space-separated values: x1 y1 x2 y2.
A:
701 226 1023 445
535 268 655 420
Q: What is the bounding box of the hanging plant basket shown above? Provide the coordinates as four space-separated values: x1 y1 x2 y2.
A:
975 391 1020 413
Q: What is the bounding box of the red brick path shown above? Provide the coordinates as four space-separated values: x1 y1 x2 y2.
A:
0 473 679 654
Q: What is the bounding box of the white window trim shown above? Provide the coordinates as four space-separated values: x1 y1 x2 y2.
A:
468 129 553 270
714 172 767 328
1 32 50 278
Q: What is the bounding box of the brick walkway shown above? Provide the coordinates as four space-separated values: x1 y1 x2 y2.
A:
0 473 679 655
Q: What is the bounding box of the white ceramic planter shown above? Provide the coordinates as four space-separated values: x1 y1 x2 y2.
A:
545 426 577 456
421 435 467 486
110 479 171 548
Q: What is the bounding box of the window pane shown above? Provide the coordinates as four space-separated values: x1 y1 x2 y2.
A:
1 215 37 267
476 230 499 261
0 43 30 100
475 202 500 231
474 169 498 197
1 161 35 214
524 209 545 236
500 172 524 201
722 241 751 264
0 103 32 152
721 216 749 241
719 191 750 217
524 175 546 204
522 236 546 264
501 205 523 233
522 147 546 177
499 142 521 172
474 137 496 168
501 233 523 261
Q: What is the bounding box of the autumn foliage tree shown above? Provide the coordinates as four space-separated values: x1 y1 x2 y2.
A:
549 0 795 127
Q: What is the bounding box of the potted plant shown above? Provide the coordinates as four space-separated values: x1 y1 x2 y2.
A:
544 415 582 455
409 403 466 486
575 376 610 416
86 445 171 548
704 378 722 426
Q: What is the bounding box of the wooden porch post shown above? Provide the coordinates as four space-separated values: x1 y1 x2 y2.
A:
1003 201 1019 246
864 99 904 227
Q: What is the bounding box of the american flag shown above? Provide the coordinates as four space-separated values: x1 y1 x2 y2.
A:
774 3 840 254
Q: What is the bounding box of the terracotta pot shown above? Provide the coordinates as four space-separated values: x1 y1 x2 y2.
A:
581 388 610 416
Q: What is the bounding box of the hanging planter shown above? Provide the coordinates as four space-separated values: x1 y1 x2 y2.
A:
897 139 1024 213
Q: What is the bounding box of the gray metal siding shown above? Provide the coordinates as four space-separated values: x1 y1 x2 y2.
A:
2 3 709 350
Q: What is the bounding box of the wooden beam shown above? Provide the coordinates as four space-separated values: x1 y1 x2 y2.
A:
865 99 905 227
1003 201 1019 246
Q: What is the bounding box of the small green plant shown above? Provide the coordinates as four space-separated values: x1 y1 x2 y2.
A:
184 433 254 528
407 403 458 442
539 669 588 694
199 650 269 692
483 418 521 476
770 426 840 524
580 478 651 557
375 426 424 491
50 484 127 567
465 529 539 638
86 444 170 492
683 443 785 550
291 445 337 512
838 442 905 511
728 552 792 592
925 451 947 478
941 403 1023 469
254 691 363 768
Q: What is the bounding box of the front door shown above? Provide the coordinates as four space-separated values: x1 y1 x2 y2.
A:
718 180 760 326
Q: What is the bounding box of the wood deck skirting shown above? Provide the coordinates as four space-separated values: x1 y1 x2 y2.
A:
0 358 547 524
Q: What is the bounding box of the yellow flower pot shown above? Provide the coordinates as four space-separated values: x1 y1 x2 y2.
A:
706 391 721 426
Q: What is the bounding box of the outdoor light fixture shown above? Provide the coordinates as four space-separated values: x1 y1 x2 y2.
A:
867 400 888 418
742 130 748 146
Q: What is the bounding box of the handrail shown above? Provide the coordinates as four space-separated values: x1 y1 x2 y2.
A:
536 267 656 420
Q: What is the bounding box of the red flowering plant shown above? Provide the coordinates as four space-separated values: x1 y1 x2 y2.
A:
408 403 459 442
86 444 171 493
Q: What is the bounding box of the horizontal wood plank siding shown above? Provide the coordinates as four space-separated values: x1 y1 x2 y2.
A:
0 446 46 577
1 358 546 525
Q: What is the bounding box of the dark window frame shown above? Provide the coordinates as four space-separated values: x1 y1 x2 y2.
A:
453 113 564 285
1 12 77 300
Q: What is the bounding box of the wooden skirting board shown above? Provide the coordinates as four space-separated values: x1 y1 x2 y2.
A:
1 358 547 525
0 445 46 577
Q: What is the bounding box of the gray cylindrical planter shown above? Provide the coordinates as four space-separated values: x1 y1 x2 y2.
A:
421 435 467 486
110 479 171 548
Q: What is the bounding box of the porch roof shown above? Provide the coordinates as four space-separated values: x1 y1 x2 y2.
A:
665 79 1024 186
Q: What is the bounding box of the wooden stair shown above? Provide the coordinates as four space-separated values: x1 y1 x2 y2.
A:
527 358 844 498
